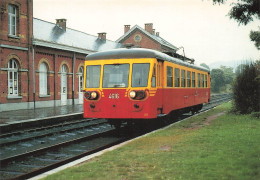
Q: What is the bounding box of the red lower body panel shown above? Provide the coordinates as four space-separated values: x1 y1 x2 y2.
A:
162 88 210 114
83 89 159 119
83 88 210 119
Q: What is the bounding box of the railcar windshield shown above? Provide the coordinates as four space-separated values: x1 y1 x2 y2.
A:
132 63 150 87
86 65 101 88
103 64 129 88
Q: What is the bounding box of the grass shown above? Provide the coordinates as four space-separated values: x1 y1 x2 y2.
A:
43 102 260 180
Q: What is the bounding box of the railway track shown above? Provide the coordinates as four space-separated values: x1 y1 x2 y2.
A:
0 93 232 180
0 120 122 179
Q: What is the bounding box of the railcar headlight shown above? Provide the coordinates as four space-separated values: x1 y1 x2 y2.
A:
136 90 146 100
91 91 98 99
129 90 146 100
85 91 99 100
129 91 136 99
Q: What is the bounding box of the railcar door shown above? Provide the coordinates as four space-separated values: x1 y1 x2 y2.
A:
156 61 164 114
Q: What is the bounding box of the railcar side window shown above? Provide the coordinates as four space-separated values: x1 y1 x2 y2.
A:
152 64 156 87
192 72 195 87
181 70 186 87
175 68 180 87
202 74 205 88
167 66 173 87
86 65 101 88
187 71 191 87
103 64 129 88
132 63 150 87
205 75 208 87
197 73 201 87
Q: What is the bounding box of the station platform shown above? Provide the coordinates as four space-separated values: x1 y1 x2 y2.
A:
0 104 83 126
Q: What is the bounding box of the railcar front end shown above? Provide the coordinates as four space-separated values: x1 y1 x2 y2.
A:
83 58 161 122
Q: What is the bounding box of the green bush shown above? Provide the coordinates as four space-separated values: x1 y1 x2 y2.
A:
232 61 260 114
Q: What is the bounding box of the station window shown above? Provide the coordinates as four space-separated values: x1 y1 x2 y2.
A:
205 75 208 87
78 67 84 92
8 4 17 36
8 59 19 96
181 70 186 87
187 71 191 87
197 73 201 87
167 66 173 87
192 72 195 87
39 62 48 96
175 68 180 87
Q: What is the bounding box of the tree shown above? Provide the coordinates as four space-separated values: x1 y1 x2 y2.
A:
250 29 260 50
220 65 235 84
211 0 260 49
232 61 260 114
235 64 247 75
211 68 225 92
210 66 235 93
200 63 210 70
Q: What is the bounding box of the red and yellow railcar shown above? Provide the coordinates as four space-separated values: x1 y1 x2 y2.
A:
83 48 210 126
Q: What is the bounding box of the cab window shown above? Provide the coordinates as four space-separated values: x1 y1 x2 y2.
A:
132 63 150 87
86 65 101 88
103 64 129 88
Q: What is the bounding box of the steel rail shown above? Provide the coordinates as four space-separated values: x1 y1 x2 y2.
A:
0 118 94 138
0 120 107 147
15 137 126 180
0 128 115 166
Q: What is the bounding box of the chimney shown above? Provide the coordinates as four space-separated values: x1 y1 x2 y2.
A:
56 19 67 31
124 25 131 34
98 32 106 40
144 23 153 34
156 32 160 36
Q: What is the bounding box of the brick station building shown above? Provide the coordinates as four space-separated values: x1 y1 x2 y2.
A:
0 0 122 112
116 23 194 63
0 1 192 112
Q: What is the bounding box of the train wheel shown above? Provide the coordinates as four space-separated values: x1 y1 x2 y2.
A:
197 104 203 112
114 121 122 129
107 119 122 129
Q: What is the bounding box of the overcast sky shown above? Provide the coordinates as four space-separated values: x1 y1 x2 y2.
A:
33 0 259 68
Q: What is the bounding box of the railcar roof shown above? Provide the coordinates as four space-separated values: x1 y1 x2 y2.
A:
85 48 210 73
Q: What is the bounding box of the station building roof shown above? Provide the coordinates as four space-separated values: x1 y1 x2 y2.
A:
33 18 123 54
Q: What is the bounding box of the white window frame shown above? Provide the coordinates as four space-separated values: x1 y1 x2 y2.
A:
78 67 83 92
61 65 67 94
8 59 19 96
39 63 48 96
8 4 17 36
